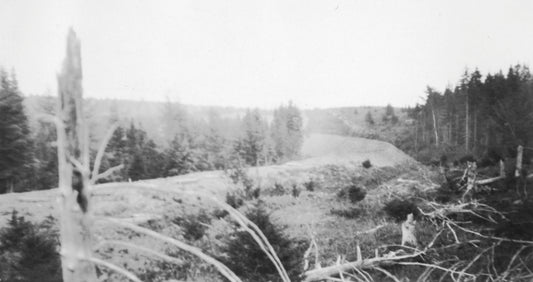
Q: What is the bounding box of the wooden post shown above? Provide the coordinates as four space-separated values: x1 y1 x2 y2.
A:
57 28 97 282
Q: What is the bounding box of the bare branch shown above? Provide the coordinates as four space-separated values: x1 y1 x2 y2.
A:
397 261 476 280
91 164 124 185
91 123 119 181
68 155 89 174
86 257 142 282
103 218 242 282
476 176 505 185
123 185 291 282
94 240 184 266
355 224 386 236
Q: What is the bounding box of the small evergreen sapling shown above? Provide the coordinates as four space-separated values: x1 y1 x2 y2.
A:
220 203 307 282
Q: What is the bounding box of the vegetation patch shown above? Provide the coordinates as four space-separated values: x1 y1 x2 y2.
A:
0 210 62 282
172 209 212 241
337 185 367 203
219 203 308 282
383 198 420 222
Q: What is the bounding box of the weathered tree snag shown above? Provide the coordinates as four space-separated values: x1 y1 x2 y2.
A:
57 29 97 282
515 145 523 178
401 213 418 247
515 145 526 197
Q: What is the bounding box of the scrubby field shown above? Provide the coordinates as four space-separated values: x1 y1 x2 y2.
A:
1 133 532 282
0 133 413 226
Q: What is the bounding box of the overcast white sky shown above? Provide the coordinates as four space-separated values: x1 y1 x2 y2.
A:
1 0 533 109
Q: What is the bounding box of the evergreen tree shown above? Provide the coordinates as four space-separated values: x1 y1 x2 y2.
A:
164 131 196 176
365 111 375 126
0 211 62 282
271 103 303 162
0 69 33 193
236 109 270 166
383 104 398 124
404 64 533 163
220 203 307 282
31 97 58 190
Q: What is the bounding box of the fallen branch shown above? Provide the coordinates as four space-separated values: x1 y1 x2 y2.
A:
355 224 386 236
476 175 505 185
302 251 423 282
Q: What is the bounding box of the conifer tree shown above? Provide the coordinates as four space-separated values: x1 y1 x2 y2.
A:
236 109 270 166
0 69 33 193
271 103 303 162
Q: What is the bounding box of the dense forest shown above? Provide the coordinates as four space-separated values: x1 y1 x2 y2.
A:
0 68 304 193
402 65 533 164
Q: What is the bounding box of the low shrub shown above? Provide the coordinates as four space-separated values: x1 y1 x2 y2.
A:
291 184 300 198
303 179 317 192
362 159 372 169
172 209 212 241
244 186 261 200
338 185 367 203
226 192 244 209
348 185 367 203
226 163 254 190
213 208 229 219
269 182 286 196
383 198 419 222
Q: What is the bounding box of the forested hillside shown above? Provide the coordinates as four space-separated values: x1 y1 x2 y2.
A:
0 77 304 193
403 65 533 164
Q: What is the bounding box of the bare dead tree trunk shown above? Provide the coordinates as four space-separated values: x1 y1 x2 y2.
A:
431 103 439 147
515 145 524 196
57 29 97 282
414 118 418 152
473 111 477 152
465 91 469 152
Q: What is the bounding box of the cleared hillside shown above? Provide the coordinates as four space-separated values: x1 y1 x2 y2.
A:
0 133 414 226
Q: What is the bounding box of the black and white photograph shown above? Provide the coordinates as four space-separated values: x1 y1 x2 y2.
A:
1 1 533 281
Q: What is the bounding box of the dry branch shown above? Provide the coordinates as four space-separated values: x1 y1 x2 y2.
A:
123 184 291 282
104 218 243 282
94 240 184 266
86 257 141 282
91 164 124 184
302 251 423 282
91 123 119 182
476 175 505 185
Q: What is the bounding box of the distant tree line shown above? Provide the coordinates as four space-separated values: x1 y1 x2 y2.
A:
404 65 533 163
0 68 304 192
